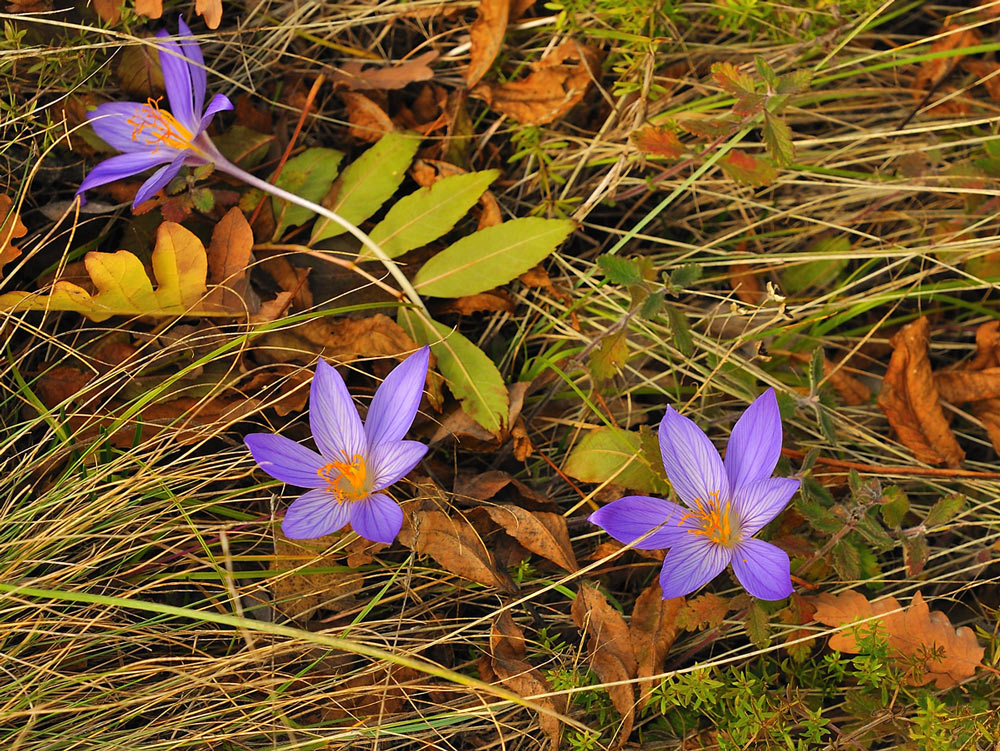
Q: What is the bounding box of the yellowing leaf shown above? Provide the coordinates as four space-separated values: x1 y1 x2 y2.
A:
0 221 228 322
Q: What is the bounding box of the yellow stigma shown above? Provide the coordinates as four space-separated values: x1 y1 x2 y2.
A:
316 453 370 503
682 489 741 547
126 97 198 153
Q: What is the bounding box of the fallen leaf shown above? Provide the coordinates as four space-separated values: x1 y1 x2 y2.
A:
481 505 578 572
195 0 222 29
341 91 395 142
877 317 964 467
92 0 121 24
825 357 871 405
629 583 682 702
256 314 422 365
719 150 778 186
436 289 516 316
470 41 600 125
810 590 984 688
269 536 363 622
0 193 27 273
571 583 636 747
331 51 438 91
466 0 508 88
205 206 256 312
728 263 765 304
134 0 162 19
960 58 1000 101
481 613 564 751
398 508 514 591
676 592 745 631
455 469 555 511
912 24 980 93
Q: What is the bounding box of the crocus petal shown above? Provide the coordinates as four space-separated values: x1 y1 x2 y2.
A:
244 433 326 488
589 495 697 550
87 102 154 152
350 492 403 544
658 534 732 599
281 489 351 539
658 406 730 510
310 359 367 462
724 388 782 491
132 155 185 207
730 538 793 600
369 440 427 491
199 93 234 131
365 346 430 446
155 30 197 131
731 476 800 537
77 151 174 197
176 17 206 116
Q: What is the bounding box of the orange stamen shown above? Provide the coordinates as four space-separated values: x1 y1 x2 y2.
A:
683 489 741 547
316 453 370 503
125 97 198 153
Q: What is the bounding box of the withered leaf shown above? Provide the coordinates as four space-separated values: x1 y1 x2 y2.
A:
810 590 984 688
205 206 256 312
877 317 964 467
632 125 683 159
134 0 162 19
482 505 578 572
257 314 421 365
341 92 395 142
0 193 27 273
195 0 222 29
676 592 744 631
912 24 979 92
398 509 514 591
269 536 363 622
629 583 682 702
332 51 438 91
824 357 871 405
571 583 636 746
466 0 508 88
470 41 600 125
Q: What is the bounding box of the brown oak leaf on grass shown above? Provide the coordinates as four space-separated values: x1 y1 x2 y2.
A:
629 583 682 703
877 316 964 467
341 92 395 142
478 505 578 572
810 590 984 688
0 193 27 274
571 584 637 748
935 320 1000 454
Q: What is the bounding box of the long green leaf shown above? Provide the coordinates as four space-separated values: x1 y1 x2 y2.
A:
563 427 671 494
413 217 573 298
398 309 508 433
271 147 343 235
369 170 499 258
311 131 420 243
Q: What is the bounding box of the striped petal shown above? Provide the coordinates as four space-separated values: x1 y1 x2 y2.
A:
199 93 234 131
155 29 197 131
176 17 206 116
369 440 427 491
245 433 325 488
724 388 782 492
282 489 351 539
731 476 799 538
365 346 429 446
658 534 732 599
310 359 367 462
88 102 155 152
350 493 403 544
731 538 793 600
658 406 730 510
589 495 696 550
132 155 185 207
77 151 174 199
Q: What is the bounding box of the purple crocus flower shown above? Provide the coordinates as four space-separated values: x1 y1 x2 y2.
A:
245 347 430 544
77 18 233 208
589 389 799 600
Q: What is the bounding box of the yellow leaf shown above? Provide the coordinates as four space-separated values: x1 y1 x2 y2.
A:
0 221 225 322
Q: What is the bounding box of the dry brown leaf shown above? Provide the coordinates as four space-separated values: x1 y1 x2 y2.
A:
481 613 564 751
205 206 256 312
242 367 311 416
92 0 122 24
331 51 438 91
482 505 577 572
259 255 312 310
195 0 222 29
466 0 509 88
572 583 636 747
134 0 162 19
455 470 554 511
912 24 980 93
728 263 765 304
341 92 395 142
269 536 363 622
398 509 514 591
470 41 600 125
811 590 984 688
676 592 744 631
877 317 964 467
935 368 1000 403
632 126 683 159
824 357 870 406
0 193 27 273
629 583 682 702
437 289 516 316
257 314 419 365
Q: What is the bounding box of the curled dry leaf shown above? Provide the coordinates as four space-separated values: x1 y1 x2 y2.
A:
571 583 637 747
676 592 747 631
341 92 395 142
480 612 564 751
481 505 578 572
728 263 766 304
398 508 515 591
877 317 964 467
466 0 508 88
0 193 27 273
810 590 984 689
331 51 438 91
470 41 601 125
629 583 682 703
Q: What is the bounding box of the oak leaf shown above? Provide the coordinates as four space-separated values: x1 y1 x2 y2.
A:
810 590 984 688
676 592 746 631
481 505 578 572
912 24 979 93
629 583 682 702
341 92 395 142
877 317 964 466
134 0 162 19
205 206 256 312
466 0 508 87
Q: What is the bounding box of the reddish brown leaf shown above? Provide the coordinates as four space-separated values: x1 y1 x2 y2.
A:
728 263 765 304
437 290 516 316
632 126 683 159
629 583 682 702
825 357 871 406
482 505 578 572
877 317 964 467
466 0 509 88
92 0 121 24
341 92 395 142
332 51 438 92
676 592 742 631
811 590 984 688
912 24 980 93
0 193 27 273
134 0 162 19
205 206 255 312
719 150 778 186
935 368 1000 403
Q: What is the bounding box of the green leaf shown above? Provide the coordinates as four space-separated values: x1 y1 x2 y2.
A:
368 170 499 259
879 486 910 528
563 427 671 495
711 61 755 96
745 600 772 646
413 217 574 298
719 151 777 186
780 235 850 294
854 512 894 553
271 147 344 236
763 111 794 167
668 263 702 291
733 92 766 117
589 330 628 384
754 57 779 90
598 254 643 286
776 69 812 95
924 493 965 528
796 495 842 534
311 132 420 243
831 538 861 581
398 309 507 433
214 126 274 169
666 306 693 356
903 533 928 576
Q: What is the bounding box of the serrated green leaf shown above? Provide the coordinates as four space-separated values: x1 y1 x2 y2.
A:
776 69 812 95
398 309 507 433
796 496 842 534
639 291 664 320
854 512 894 553
272 147 344 236
719 151 777 186
763 111 794 167
589 330 628 384
413 218 573 298
879 486 910 528
924 493 965 528
666 306 693 356
754 57 778 90
564 428 671 495
831 538 861 581
368 170 499 259
311 132 420 243
711 61 755 96
598 254 643 286
903 533 928 576
745 600 772 646
669 263 703 290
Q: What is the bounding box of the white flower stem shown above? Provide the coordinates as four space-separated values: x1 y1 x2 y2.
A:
214 158 427 313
